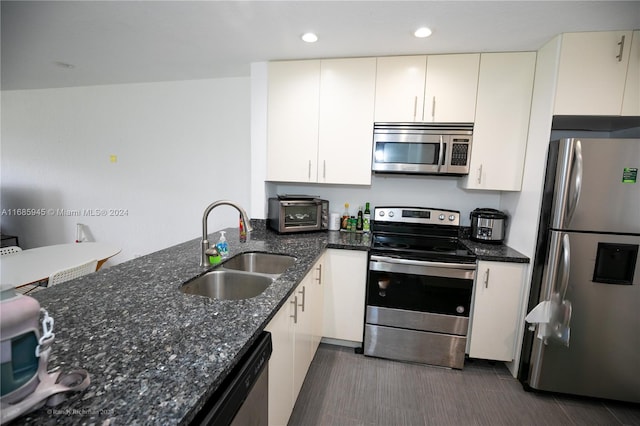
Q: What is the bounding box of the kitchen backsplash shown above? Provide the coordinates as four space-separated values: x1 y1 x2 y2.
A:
268 174 501 227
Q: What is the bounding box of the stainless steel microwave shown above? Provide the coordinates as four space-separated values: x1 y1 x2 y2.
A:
268 196 329 234
372 122 473 175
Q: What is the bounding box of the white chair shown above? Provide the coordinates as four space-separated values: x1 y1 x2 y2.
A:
0 246 22 256
48 259 98 287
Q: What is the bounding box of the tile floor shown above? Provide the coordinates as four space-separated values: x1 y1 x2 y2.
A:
288 344 640 426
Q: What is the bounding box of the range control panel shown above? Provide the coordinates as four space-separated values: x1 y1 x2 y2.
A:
373 207 460 226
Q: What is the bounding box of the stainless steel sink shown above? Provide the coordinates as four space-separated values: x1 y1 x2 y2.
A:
181 270 273 300
221 252 296 276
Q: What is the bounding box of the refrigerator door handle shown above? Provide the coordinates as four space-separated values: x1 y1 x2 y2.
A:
566 140 583 225
559 233 571 299
526 232 572 347
550 233 572 346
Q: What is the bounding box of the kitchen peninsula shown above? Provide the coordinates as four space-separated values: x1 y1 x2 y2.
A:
21 221 525 425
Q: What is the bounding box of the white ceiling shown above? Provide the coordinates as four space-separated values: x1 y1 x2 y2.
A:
2 1 639 90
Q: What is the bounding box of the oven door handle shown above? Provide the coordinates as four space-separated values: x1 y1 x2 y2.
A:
370 255 476 279
370 255 476 270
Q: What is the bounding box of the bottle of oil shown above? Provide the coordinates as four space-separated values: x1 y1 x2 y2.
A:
356 206 364 231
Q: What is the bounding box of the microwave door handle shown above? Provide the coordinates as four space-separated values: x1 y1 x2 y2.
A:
437 135 444 172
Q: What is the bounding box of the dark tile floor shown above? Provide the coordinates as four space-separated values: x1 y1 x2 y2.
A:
288 344 640 426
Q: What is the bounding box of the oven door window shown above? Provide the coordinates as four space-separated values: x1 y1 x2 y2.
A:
374 142 442 165
368 269 472 316
282 204 318 228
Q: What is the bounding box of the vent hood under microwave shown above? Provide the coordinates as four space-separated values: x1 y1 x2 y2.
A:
372 122 473 176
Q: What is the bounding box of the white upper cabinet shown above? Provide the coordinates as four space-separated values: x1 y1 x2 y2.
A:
554 31 638 116
318 58 376 185
374 56 427 122
266 58 375 185
461 52 536 191
423 54 480 123
267 60 320 183
622 30 640 116
374 54 480 123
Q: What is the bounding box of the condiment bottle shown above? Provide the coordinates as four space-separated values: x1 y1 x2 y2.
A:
341 203 350 230
363 202 371 232
356 206 364 231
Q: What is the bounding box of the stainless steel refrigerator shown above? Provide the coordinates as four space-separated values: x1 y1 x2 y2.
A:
520 137 640 403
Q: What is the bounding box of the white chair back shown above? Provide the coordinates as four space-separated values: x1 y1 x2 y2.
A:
48 259 98 286
0 246 22 256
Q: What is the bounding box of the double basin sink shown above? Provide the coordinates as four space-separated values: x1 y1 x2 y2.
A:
181 252 296 300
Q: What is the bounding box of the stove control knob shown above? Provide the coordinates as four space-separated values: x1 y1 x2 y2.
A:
438 214 445 221
388 211 394 218
449 215 456 222
379 211 385 217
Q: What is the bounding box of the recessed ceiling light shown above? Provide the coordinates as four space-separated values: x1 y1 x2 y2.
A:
302 32 318 43
414 27 433 38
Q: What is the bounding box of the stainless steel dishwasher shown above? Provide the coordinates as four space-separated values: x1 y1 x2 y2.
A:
190 331 272 426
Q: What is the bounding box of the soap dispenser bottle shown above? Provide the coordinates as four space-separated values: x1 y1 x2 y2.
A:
216 231 229 257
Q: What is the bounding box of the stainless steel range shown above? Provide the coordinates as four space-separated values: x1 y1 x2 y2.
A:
364 206 476 369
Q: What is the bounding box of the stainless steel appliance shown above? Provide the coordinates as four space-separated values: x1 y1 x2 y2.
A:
364 207 477 369
520 137 640 403
191 331 272 425
267 195 329 234
469 208 508 243
372 122 473 175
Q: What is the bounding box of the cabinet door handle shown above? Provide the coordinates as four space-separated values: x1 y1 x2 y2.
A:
431 96 436 121
413 96 418 121
616 35 626 62
484 268 490 288
308 160 311 180
477 164 483 184
316 264 322 285
323 160 326 179
290 295 298 324
298 286 306 312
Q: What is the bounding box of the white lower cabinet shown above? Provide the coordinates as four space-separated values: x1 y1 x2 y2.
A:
265 255 324 426
292 257 324 398
322 249 368 342
468 261 527 361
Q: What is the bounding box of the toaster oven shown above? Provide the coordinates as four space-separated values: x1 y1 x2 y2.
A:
268 196 329 234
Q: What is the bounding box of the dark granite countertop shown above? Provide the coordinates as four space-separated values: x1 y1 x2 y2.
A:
18 222 524 425
19 221 368 425
461 238 530 263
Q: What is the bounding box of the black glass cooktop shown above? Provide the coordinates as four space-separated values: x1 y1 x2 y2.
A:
371 233 476 263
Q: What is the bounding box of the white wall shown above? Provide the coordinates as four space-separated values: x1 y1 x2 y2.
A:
1 78 251 264
250 62 269 219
